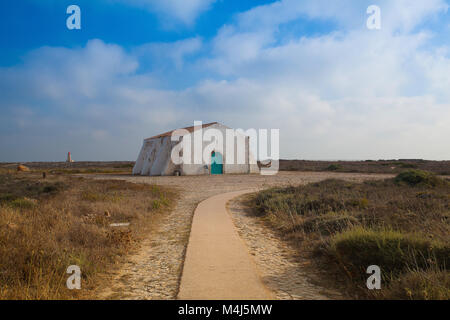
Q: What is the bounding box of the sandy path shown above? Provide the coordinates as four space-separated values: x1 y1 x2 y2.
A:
178 190 273 300
90 172 392 299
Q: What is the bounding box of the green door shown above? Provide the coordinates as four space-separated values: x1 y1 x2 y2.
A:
211 151 223 175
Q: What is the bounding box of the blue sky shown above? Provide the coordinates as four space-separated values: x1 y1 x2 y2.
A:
1 0 450 161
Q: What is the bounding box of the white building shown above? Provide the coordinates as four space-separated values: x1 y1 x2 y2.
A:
133 122 259 176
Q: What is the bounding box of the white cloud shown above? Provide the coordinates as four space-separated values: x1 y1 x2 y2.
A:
114 0 216 26
135 37 203 70
234 0 448 32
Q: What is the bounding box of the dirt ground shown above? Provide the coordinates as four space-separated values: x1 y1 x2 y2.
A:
90 171 392 300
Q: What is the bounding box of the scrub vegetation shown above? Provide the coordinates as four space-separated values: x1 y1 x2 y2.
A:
280 159 450 175
0 170 176 299
0 162 135 176
251 170 450 299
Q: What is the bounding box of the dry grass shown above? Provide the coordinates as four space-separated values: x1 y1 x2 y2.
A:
251 171 450 299
280 159 450 175
0 171 176 299
0 162 134 176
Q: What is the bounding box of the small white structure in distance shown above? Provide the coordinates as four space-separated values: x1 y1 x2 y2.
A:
133 122 259 176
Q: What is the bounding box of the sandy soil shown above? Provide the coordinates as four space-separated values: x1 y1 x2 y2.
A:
91 171 392 299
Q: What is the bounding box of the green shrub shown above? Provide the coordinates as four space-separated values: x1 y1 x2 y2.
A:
43 185 58 193
255 189 346 216
326 164 342 171
395 170 443 187
9 197 37 209
254 188 294 216
330 227 449 276
151 199 162 210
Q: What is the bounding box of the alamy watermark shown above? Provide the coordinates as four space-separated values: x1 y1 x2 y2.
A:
170 121 280 175
366 265 381 290
66 5 380 31
367 5 381 30
66 5 81 30
66 265 81 290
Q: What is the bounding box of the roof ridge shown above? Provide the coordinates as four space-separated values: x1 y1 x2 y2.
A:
145 122 220 140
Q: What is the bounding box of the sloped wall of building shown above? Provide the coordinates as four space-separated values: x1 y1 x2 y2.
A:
141 140 157 175
132 142 147 175
149 137 172 175
132 137 174 176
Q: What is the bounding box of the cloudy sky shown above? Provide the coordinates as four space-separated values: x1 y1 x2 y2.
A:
1 0 449 161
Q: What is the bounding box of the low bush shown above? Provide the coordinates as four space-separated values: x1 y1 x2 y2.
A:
42 183 64 194
8 197 37 210
395 170 443 187
302 213 359 235
329 227 449 276
255 188 346 216
326 164 342 171
0 193 17 203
